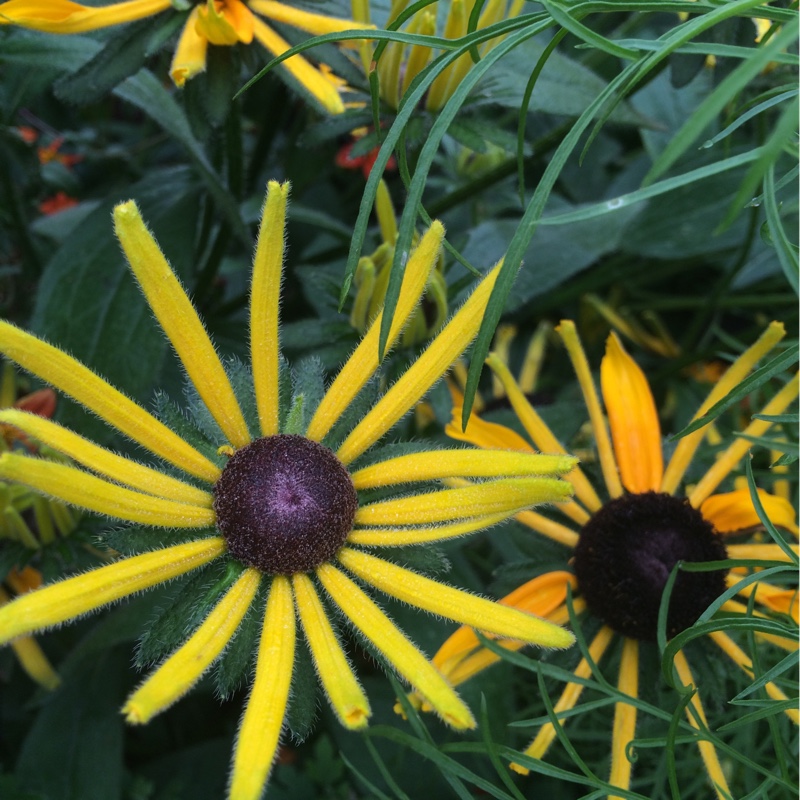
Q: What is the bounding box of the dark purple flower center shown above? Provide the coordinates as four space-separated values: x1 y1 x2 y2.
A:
573 492 729 640
213 435 358 575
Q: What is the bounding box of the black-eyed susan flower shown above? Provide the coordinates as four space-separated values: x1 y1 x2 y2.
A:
429 320 798 798
353 0 524 111
0 181 577 800
0 0 372 113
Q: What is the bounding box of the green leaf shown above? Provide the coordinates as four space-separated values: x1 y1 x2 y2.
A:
762 163 800 295
114 69 249 246
53 19 158 106
29 167 200 444
15 648 127 800
671 344 798 439
645 23 800 183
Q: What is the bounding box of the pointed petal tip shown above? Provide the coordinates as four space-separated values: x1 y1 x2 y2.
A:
122 701 146 725
342 706 371 729
113 199 139 221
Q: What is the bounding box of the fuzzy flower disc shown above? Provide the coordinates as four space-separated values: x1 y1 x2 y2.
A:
214 435 358 574
573 491 729 640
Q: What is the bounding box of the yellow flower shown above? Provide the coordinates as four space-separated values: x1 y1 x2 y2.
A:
353 0 524 111
0 181 577 800
0 0 373 113
436 320 798 798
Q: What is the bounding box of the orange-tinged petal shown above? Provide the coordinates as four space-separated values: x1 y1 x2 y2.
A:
171 8 208 87
701 489 798 535
0 0 170 33
445 402 533 451
196 0 254 45
601 332 663 493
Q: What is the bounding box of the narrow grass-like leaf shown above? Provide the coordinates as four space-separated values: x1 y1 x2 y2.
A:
762 163 800 294
746 458 799 564
701 89 798 150
735 433 797 453
670 344 799 439
540 0 638 60
478 697 527 800
720 96 800 230
732 651 799 701
645 23 800 184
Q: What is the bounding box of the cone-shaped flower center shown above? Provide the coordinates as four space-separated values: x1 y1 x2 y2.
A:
573 492 729 640
214 435 358 574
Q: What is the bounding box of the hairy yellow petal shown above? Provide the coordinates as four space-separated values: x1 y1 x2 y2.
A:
338 261 501 464
0 409 211 507
673 650 732 800
292 573 370 729
601 332 663 493
317 562 475 729
348 511 512 547
307 223 444 442
230 576 295 800
125 569 260 724
250 0 371 36
0 453 215 528
608 638 638 799
339 549 574 649
171 8 207 87
250 181 290 437
351 449 577 490
0 538 225 644
0 0 170 33
251 18 344 114
0 320 219 482
486 353 601 513
662 321 785 494
355 476 572 526
114 200 250 449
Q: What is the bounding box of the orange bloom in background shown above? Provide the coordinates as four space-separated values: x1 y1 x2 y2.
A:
38 192 79 215
0 0 372 114
426 320 798 798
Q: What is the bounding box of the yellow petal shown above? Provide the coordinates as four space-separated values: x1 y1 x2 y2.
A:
727 573 799 622
0 409 212 507
338 262 502 464
292 573 370 729
556 321 623 500
316 561 476 729
0 320 220 483
432 571 575 680
689 374 799 507
124 569 260 724
514 509 580 549
170 8 208 87
0 453 215 529
701 488 798 535
486 352 602 514
707 630 798 723
511 625 614 773
0 0 170 33
230 576 295 800
196 0 254 45
351 449 577 490
250 181 290 437
348 511 513 547
0 538 225 644
608 637 638 799
662 322 785 494
307 223 444 442
672 650 732 800
114 201 250 449
338 549 575 649
726 543 798 562
355 476 573 526
249 0 372 37
251 17 344 114
445 397 533 451
601 332 663 493
0 586 60 689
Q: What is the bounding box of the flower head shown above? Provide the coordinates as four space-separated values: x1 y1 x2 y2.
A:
431 320 798 798
0 0 373 112
0 181 576 800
